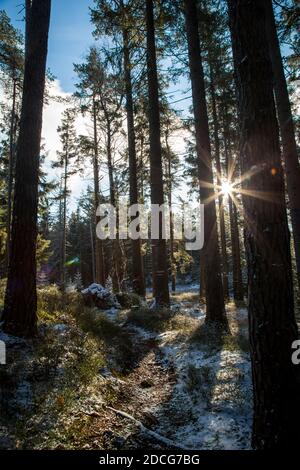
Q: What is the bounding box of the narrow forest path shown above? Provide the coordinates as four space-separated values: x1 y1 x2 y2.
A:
75 290 252 450
82 322 178 450
0 288 252 450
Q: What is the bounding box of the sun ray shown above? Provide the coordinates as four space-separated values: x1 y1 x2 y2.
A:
227 156 238 183
239 188 281 204
198 179 217 190
238 164 265 185
202 190 223 205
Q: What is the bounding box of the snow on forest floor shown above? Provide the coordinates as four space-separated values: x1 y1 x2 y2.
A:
154 330 252 449
123 295 252 450
0 285 252 450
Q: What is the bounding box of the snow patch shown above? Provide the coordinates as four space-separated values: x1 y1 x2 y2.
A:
81 283 121 309
153 329 252 450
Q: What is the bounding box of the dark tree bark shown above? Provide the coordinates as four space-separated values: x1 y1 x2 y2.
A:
146 0 170 306
227 0 300 449
199 253 206 300
3 0 51 337
184 0 227 324
209 63 229 300
228 196 244 301
6 77 17 273
264 0 300 291
123 27 146 298
90 219 96 282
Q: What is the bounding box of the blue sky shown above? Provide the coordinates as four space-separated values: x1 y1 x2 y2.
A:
1 0 191 110
1 0 95 92
1 0 191 112
0 0 191 208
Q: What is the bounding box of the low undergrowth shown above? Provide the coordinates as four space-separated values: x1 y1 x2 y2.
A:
190 322 249 354
0 285 135 449
127 304 249 355
126 306 196 334
37 284 79 323
75 306 135 374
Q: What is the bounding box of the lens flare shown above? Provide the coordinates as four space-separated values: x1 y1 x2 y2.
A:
221 181 233 196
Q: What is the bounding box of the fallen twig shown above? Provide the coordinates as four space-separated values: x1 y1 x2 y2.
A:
106 405 188 450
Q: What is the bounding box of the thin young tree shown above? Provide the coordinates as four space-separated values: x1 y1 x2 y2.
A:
146 0 170 306
227 0 300 449
161 104 182 294
3 0 51 337
54 107 78 291
74 49 105 286
264 0 300 291
97 56 125 292
184 0 226 324
164 129 177 293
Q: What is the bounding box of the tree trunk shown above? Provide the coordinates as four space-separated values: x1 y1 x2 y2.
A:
106 122 123 292
5 77 17 274
61 151 68 292
227 0 300 449
123 27 145 298
58 176 63 284
139 134 145 202
223 124 244 301
92 95 105 286
264 0 300 291
184 0 226 324
90 219 96 282
199 254 205 300
146 0 170 306
209 63 229 300
165 131 176 293
3 0 51 337
107 123 116 208
228 195 244 301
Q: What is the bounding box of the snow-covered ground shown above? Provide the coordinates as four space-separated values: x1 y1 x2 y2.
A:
126 301 252 450
155 334 252 449
0 287 252 450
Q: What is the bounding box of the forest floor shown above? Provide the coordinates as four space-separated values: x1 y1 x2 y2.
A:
0 285 252 450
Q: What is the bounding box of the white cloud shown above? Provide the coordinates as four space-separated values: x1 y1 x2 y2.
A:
42 79 92 209
40 80 193 212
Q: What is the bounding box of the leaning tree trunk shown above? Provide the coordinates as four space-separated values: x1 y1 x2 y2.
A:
123 27 146 298
184 0 226 324
146 0 170 306
227 0 300 449
264 0 300 292
3 0 51 337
